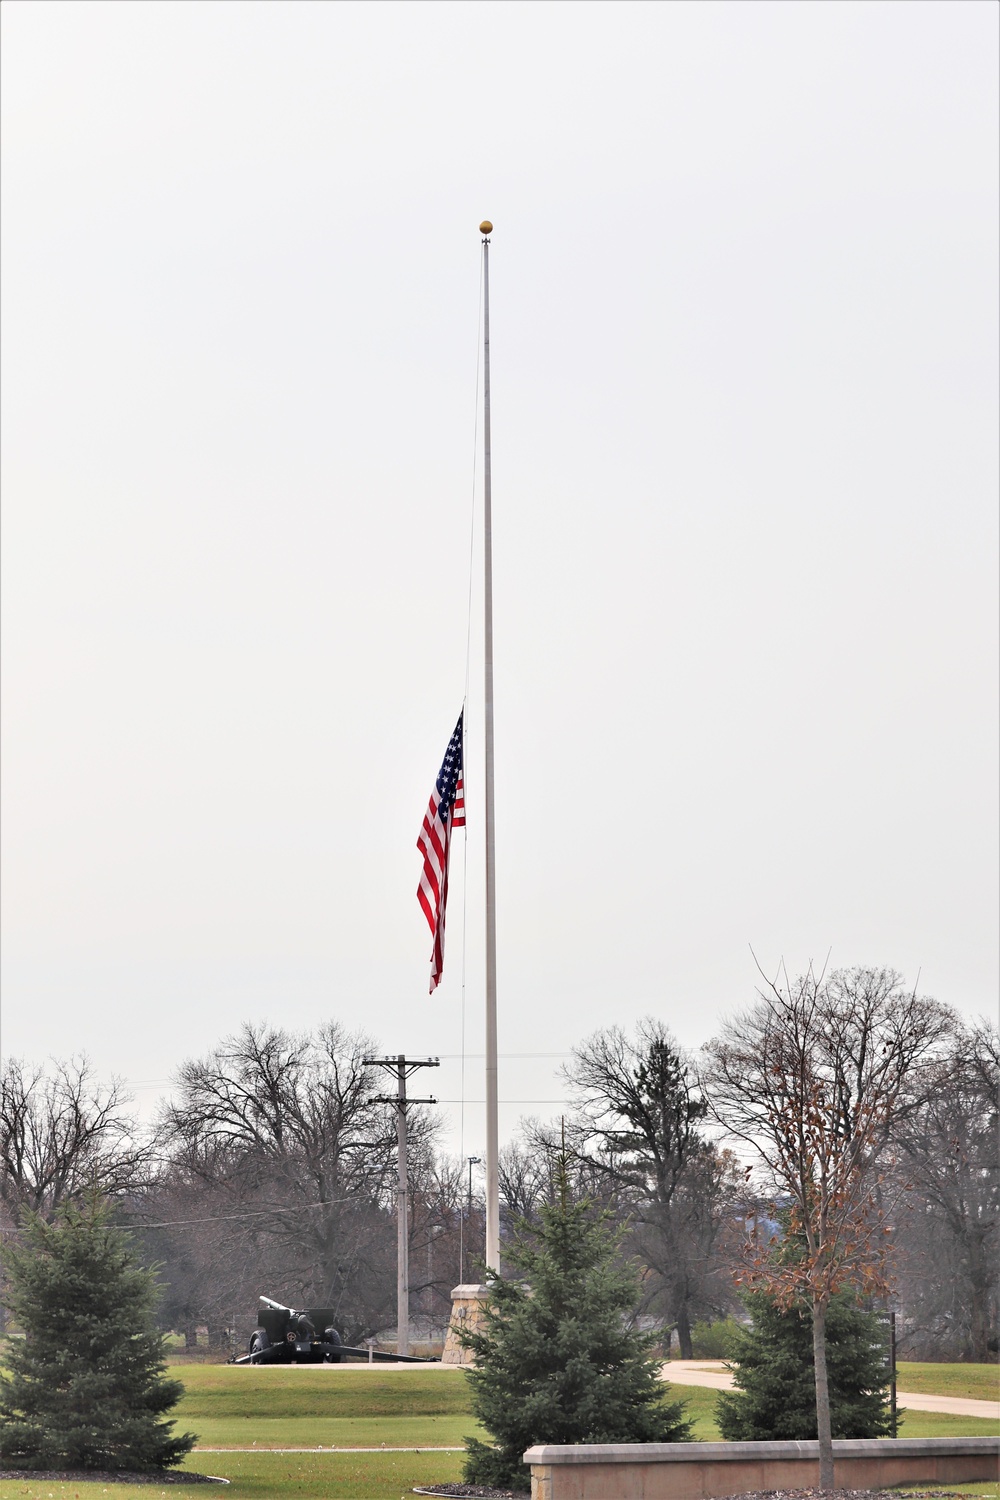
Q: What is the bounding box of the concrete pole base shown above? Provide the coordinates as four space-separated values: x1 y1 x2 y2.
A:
441 1283 491 1366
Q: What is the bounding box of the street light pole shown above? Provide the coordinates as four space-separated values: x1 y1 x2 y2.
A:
462 1156 481 1284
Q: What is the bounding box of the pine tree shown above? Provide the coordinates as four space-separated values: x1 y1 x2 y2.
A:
716 1290 892 1441
459 1168 691 1493
0 1199 196 1471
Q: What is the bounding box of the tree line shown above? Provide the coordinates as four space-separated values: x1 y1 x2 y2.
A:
2 966 996 1366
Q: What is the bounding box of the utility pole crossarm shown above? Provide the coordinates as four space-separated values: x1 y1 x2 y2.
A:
365 1056 440 1074
373 1096 438 1106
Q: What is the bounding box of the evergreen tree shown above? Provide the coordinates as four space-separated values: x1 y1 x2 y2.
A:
0 1199 195 1471
459 1168 691 1493
716 1290 892 1441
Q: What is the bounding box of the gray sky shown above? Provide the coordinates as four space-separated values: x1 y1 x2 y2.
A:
2 0 997 1163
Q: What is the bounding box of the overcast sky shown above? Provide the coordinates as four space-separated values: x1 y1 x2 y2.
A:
2 0 997 1164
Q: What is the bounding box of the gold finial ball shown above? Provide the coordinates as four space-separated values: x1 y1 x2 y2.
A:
479 220 493 234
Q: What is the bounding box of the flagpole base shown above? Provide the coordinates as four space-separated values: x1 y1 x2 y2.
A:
441 1284 491 1366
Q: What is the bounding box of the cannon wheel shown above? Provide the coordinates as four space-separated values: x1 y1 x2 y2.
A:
323 1327 342 1363
249 1329 270 1362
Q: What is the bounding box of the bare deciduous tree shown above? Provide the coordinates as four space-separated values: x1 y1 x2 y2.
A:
1 1055 150 1222
153 1021 417 1342
498 1130 566 1226
404 1149 469 1334
892 1016 998 1360
704 964 953 1486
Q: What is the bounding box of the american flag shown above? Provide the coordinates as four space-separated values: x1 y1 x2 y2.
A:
417 712 465 993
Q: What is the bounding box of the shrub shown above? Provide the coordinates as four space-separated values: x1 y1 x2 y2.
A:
689 1316 742 1359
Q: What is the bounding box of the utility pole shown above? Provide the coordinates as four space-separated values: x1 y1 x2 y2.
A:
366 1054 439 1357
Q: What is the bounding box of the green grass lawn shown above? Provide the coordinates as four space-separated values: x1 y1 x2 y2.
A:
896 1408 999 1439
169 1364 481 1450
177 1366 711 1449
173 1365 473 1419
0 1449 466 1499
180 1413 476 1448
665 1381 998 1443
897 1364 999 1402
666 1381 723 1439
2 1365 994 1500
172 1367 1000 1453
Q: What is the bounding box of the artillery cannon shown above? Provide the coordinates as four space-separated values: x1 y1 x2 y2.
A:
229 1296 439 1364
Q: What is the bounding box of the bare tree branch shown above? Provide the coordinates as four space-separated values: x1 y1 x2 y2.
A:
0 1055 151 1222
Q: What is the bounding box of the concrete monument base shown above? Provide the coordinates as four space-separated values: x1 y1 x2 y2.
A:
441 1283 491 1366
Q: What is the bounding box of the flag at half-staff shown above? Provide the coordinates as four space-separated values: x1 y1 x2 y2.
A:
417 711 465 992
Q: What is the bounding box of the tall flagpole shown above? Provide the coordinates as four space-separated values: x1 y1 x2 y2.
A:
480 219 500 1275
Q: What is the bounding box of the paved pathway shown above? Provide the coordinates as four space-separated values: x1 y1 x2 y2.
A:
663 1360 1000 1420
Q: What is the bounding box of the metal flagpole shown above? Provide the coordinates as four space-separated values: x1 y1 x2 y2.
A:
480 218 500 1275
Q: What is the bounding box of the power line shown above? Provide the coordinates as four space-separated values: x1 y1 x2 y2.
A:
120 1198 357 1230
123 1054 572 1086
436 1053 572 1060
